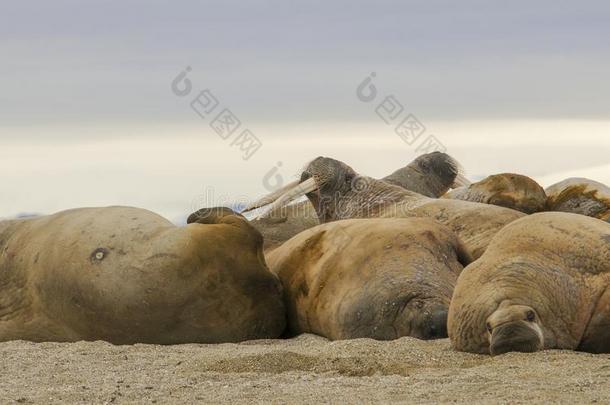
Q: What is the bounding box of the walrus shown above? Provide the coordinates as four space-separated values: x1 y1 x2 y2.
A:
240 152 470 251
448 212 610 355
252 156 524 259
444 173 547 214
0 206 285 344
545 177 610 221
266 217 472 340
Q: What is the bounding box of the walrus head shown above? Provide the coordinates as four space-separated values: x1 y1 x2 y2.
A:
364 296 450 340
299 157 363 222
383 152 471 197
486 304 544 355
402 302 449 340
250 157 416 222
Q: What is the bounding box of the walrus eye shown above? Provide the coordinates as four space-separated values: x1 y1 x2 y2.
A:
526 310 536 322
486 322 492 333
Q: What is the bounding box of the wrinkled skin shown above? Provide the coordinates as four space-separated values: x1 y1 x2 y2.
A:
281 157 525 259
448 212 610 355
546 177 610 221
243 152 469 251
444 173 547 214
266 218 472 340
0 206 285 344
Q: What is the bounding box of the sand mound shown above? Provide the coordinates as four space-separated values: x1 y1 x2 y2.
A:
2 334 610 403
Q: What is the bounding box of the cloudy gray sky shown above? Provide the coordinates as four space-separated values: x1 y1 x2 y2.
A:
2 1 610 221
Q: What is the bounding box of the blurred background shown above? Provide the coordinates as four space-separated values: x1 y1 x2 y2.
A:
2 0 609 222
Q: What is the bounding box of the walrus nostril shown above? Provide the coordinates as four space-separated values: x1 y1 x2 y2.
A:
490 322 542 356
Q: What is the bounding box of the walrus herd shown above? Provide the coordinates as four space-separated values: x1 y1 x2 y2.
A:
2 152 610 356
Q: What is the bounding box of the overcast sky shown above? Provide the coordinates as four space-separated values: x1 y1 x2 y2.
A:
2 1 610 221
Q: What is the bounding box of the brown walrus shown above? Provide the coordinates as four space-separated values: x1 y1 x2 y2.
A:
0 206 285 344
252 156 524 259
444 173 547 214
241 152 470 251
545 177 610 221
448 212 610 355
266 218 472 340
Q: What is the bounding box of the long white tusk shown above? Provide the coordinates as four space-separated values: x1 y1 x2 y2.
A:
241 180 300 213
254 177 319 219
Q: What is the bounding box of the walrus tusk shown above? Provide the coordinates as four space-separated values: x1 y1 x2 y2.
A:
241 180 300 213
254 178 318 219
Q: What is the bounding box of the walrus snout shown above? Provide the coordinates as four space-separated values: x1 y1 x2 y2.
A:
412 308 449 340
489 321 543 356
427 309 449 339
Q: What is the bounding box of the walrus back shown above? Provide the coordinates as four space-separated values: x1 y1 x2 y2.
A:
410 198 525 259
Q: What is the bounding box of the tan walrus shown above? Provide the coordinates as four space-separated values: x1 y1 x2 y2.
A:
251 156 524 259
241 152 470 251
266 218 472 340
0 206 285 344
448 212 610 355
444 173 547 214
546 177 610 221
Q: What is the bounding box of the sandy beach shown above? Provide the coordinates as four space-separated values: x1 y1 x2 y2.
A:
2 334 609 404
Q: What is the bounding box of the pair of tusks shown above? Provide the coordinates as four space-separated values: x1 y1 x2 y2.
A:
242 177 319 219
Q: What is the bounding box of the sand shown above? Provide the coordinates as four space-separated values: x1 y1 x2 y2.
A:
2 334 610 404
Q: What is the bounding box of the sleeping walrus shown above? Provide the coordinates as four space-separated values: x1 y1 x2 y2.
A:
448 212 610 355
0 206 285 344
266 217 472 340
444 173 547 214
